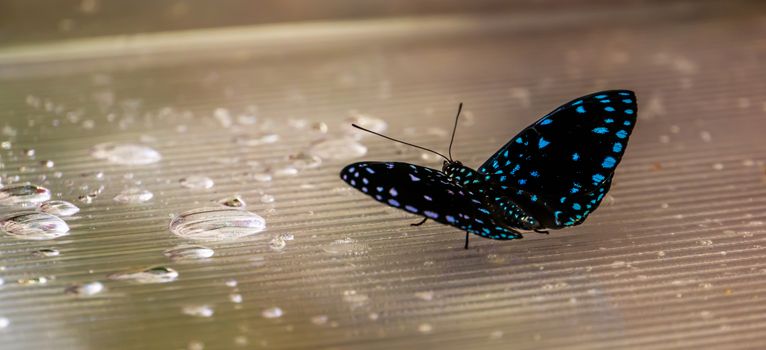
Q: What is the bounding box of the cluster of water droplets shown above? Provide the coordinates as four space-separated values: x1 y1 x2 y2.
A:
0 96 404 333
0 184 75 240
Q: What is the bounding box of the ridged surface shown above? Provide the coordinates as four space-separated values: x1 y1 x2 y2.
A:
1 3 766 349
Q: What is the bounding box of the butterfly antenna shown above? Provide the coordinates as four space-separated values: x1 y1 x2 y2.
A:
447 102 463 161
351 124 450 161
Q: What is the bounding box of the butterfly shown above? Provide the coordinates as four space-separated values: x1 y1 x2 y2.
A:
340 90 637 248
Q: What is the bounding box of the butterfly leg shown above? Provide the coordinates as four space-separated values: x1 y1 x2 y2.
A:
534 229 550 235
464 232 470 250
410 217 428 226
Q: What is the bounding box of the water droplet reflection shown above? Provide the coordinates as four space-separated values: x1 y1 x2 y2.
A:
108 266 179 283
0 212 70 240
169 207 266 240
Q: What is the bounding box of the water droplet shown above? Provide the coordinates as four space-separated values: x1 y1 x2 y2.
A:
323 237 368 255
38 200 79 216
311 121 328 133
113 187 154 204
261 306 283 319
259 194 275 204
180 176 214 189
18 276 49 285
712 163 724 170
699 310 714 319
90 143 161 165
169 207 266 240
0 184 51 206
0 211 70 240
233 336 249 346
698 239 714 246
509 87 531 108
610 261 626 268
288 152 322 170
0 317 9 329
486 254 506 264
187 341 205 350
65 281 104 296
269 236 286 251
214 108 233 128
541 282 570 290
251 173 272 182
235 133 279 146
108 266 179 283
699 282 713 289
310 137 367 160
225 279 238 288
273 166 299 177
218 195 246 208
279 233 294 241
163 244 215 260
183 305 214 318
415 291 434 301
311 315 329 325
489 330 504 339
418 323 433 334
657 251 666 257
40 160 55 168
229 293 243 303
700 131 712 143
32 248 60 257
342 290 369 305
368 312 379 321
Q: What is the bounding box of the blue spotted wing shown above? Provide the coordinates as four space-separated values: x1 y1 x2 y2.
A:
479 90 637 228
340 162 522 240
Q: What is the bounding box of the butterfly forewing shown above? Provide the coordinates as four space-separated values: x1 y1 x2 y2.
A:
341 162 522 240
479 90 636 225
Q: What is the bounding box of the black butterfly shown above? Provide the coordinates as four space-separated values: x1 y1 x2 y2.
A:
341 90 637 248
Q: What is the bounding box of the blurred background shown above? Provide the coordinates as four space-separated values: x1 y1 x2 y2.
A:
1 1 766 349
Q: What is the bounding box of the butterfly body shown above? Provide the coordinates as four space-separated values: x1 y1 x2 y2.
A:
341 90 637 242
443 161 540 231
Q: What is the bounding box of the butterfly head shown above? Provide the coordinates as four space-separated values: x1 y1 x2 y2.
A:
442 160 463 174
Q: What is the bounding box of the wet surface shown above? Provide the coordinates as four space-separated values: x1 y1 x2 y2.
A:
1 2 766 349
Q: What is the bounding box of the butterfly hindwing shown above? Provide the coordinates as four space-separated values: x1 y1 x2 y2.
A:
479 90 636 227
340 162 522 240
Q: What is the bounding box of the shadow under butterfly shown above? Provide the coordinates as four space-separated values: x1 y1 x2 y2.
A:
340 90 637 249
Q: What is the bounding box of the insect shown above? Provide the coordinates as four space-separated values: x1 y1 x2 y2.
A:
340 90 637 249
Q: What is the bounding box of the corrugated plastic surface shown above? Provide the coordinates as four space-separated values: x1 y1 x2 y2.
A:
1 2 766 349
